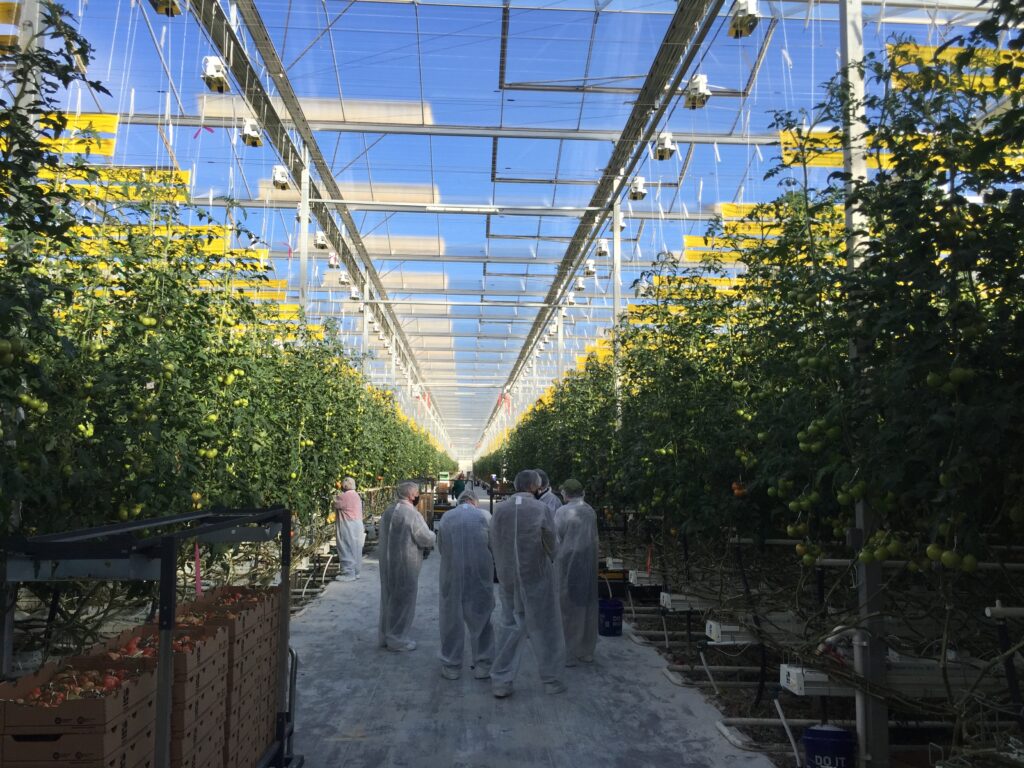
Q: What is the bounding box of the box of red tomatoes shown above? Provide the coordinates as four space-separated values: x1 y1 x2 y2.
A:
0 658 156 767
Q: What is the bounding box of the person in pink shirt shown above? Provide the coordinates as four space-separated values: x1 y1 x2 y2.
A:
333 477 365 581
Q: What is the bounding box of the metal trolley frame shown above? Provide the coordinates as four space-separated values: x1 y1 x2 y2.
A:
0 506 304 768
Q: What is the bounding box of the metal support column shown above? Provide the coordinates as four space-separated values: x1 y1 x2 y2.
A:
298 148 310 311
556 310 564 380
154 536 177 768
361 300 370 378
839 0 888 762
612 192 624 429
275 510 293 767
0 585 14 678
612 195 623 325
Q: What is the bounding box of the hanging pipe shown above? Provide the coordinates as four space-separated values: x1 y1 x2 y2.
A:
734 543 767 708
774 699 802 768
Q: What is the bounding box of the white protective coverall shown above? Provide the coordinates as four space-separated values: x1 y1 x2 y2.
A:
378 499 436 650
539 488 563 516
333 490 365 579
436 502 496 673
490 492 566 690
554 498 599 663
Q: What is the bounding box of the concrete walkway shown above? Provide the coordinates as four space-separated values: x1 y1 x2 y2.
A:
289 552 774 768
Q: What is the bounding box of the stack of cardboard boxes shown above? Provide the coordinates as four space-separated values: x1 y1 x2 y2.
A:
0 586 281 768
181 587 281 768
0 657 157 768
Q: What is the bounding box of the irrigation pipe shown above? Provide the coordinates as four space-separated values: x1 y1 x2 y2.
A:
774 699 802 768
700 651 720 696
720 718 958 728
816 558 1024 571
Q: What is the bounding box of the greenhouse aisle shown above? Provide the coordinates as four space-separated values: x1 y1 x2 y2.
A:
289 553 774 768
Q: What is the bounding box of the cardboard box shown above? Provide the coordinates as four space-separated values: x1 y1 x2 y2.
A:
0 660 156 735
170 720 223 768
170 647 226 704
100 626 228 682
171 694 223 763
3 722 154 768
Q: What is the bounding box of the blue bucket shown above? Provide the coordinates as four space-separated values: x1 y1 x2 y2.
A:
598 598 624 636
802 724 856 768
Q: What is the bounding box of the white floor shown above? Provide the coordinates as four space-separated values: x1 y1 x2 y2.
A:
289 552 774 768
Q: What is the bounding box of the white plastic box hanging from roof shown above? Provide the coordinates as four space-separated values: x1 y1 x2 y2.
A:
683 74 711 110
241 118 263 148
654 132 677 161
628 177 647 201
272 165 290 191
322 269 351 290
201 57 229 94
149 0 181 16
729 0 759 39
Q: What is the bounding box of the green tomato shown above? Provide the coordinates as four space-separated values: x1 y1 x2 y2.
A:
960 554 978 573
858 549 875 565
926 543 943 561
836 491 852 506
926 371 944 388
948 367 976 385
940 550 961 569
802 554 816 567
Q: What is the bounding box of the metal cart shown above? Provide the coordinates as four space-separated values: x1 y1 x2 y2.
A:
1 506 304 768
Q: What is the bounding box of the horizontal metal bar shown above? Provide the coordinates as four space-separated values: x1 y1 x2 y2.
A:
195 197 713 220
362 299 615 308
327 0 996 19
128 112 776 145
197 523 282 544
6 555 161 582
25 509 210 543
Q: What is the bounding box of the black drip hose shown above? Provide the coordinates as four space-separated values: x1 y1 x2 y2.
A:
735 544 767 708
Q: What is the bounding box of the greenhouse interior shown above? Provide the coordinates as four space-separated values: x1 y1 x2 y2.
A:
2 0 1023 766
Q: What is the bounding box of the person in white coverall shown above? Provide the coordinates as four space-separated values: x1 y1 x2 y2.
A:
490 469 566 698
554 479 599 666
378 481 436 652
436 489 495 680
333 477 365 581
535 469 563 515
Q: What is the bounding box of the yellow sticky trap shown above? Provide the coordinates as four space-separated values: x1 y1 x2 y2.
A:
887 43 1024 69
0 2 20 24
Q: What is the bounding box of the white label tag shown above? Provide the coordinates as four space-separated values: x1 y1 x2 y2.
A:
515 496 522 505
